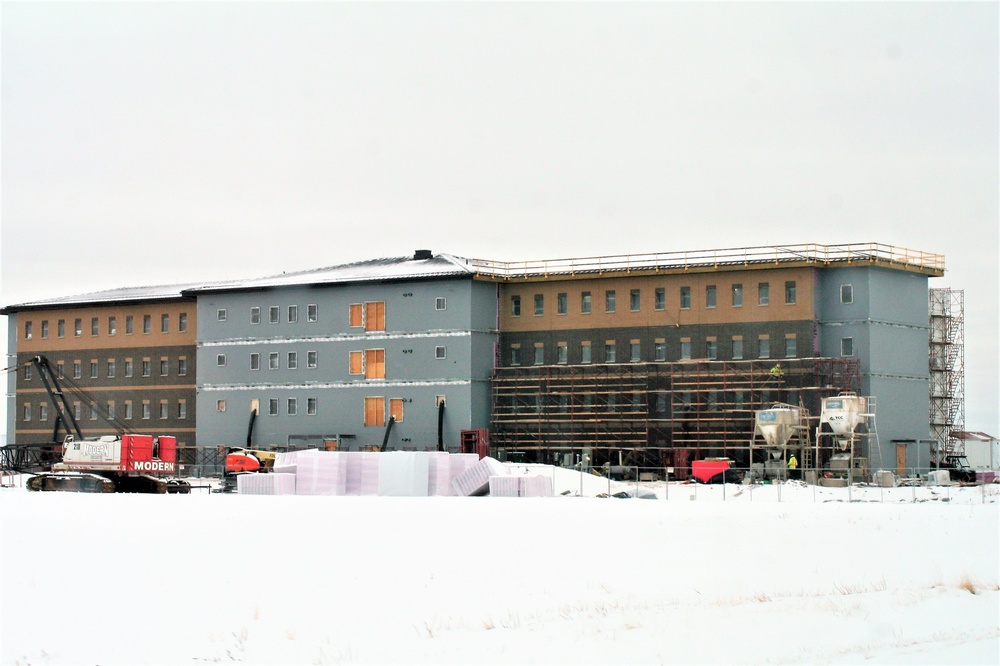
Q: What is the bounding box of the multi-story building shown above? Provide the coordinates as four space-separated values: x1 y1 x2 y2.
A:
186 251 497 455
2 286 199 456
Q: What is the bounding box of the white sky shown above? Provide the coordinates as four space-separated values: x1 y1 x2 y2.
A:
2 1 997 434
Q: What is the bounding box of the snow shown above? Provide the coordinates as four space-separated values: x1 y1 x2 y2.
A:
1 477 997 665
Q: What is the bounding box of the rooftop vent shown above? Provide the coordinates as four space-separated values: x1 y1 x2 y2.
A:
413 249 433 260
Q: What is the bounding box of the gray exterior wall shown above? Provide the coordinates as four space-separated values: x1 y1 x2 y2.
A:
5 315 17 444
817 266 932 468
195 278 497 452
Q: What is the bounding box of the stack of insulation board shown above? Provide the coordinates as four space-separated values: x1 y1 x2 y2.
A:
452 456 509 496
488 474 554 497
236 472 296 495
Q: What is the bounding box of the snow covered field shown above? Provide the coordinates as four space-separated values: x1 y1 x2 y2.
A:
1 480 997 665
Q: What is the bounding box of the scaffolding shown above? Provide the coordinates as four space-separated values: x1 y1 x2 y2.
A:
929 288 965 461
490 357 860 478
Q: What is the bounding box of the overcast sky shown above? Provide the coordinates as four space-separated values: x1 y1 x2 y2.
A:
2 2 997 434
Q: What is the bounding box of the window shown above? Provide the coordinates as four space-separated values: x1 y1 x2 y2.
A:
217 309 227 322
74 402 82 420
91 318 99 336
107 359 116 378
251 307 261 324
364 349 385 379
758 282 770 306
179 312 187 332
510 345 521 366
216 354 226 367
680 338 691 360
349 303 364 327
24 365 32 381
654 340 666 361
287 305 298 323
785 335 797 358
73 361 82 379
365 302 385 332
41 320 49 338
655 288 665 311
269 306 279 324
680 286 691 309
177 358 187 376
630 289 641 312
533 344 544 366
142 402 151 420
90 361 98 379
435 297 447 311
435 346 446 360
758 336 770 359
22 403 31 421
56 362 64 378
142 359 151 377
581 292 592 314
511 295 521 317
605 290 616 313
732 337 744 360
41 403 50 421
123 401 133 419
706 339 718 360
143 314 151 334
557 343 568 364
288 351 298 369
732 284 743 307
58 319 66 337
630 341 641 362
125 359 133 377
126 315 134 334
108 317 116 336
158 358 167 376
269 352 279 370
307 398 317 416
364 397 385 426
178 401 187 419
250 353 260 370
307 304 318 322
307 351 318 368
557 293 567 315
159 401 169 419
74 318 82 336
350 350 364 374
161 314 169 333
24 321 32 340
841 337 854 357
287 398 297 416
389 398 404 422
581 341 592 364
534 294 544 316
785 281 796 305
268 399 279 416
605 341 616 363
841 285 853 304
706 285 717 308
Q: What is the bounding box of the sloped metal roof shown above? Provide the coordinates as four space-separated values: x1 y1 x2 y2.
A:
0 282 201 314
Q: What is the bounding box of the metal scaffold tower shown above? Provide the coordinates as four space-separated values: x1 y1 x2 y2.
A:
929 288 965 461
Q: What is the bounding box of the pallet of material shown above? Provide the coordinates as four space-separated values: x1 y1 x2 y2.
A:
296 450 348 495
488 474 553 497
452 456 508 496
237 472 297 495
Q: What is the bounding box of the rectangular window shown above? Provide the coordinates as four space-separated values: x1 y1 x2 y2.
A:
307 351 318 368
706 338 718 360
268 399 279 416
125 315 134 334
841 285 853 304
350 350 364 375
511 295 521 317
785 335 797 358
605 341 616 363
680 338 691 360
143 314 151 333
74 402 82 420
654 340 666 361
307 304 318 321
160 358 169 376
758 282 770 306
251 353 260 370
24 321 33 340
365 349 385 379
23 403 31 421
288 351 298 369
159 401 169 419
269 352 279 370
435 346 446 360
90 361 98 379
91 317 99 336
605 290 616 313
40 320 49 338
58 319 66 337
364 396 385 426
733 337 744 360
630 289 640 312
56 362 64 379
73 361 82 379
179 312 188 332
251 307 261 324
680 286 691 309
581 341 591 364
178 401 187 419
785 281 796 305
161 314 169 333
841 337 854 357
557 293 567 315
142 402 151 420
534 294 544 316
107 359 116 378
732 284 743 307
269 306 279 324
124 401 133 420
758 336 771 359
307 398 318 416
557 343 568 364
706 285 717 308
365 302 386 332
581 292 592 314
216 354 226 367
510 345 521 366
218 309 227 322
125 359 133 377
287 398 297 416
287 305 298 323
142 359 151 377
533 343 544 366
24 365 32 381
108 317 116 335
435 297 447 311
655 288 665 311
389 398 404 422
177 358 187 376
349 303 364 327
630 341 641 362
74 318 82 336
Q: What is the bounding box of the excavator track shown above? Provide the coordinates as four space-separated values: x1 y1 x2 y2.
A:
27 473 115 493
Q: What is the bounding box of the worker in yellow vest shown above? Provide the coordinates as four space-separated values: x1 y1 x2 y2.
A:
788 453 798 479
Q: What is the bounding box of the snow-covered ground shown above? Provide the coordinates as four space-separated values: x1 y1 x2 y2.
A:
1 477 997 665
